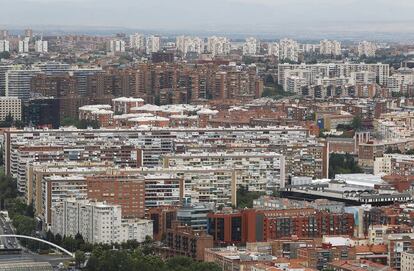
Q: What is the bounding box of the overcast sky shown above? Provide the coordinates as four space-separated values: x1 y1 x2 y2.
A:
0 0 413 33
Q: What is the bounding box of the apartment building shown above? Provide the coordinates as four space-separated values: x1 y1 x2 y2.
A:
384 233 414 269
401 250 414 271
51 199 153 244
207 209 354 245
319 40 341 56
86 173 146 219
358 41 377 57
374 154 414 176
147 206 179 241
0 96 21 121
278 63 389 89
207 36 231 56
298 245 356 270
35 40 48 53
109 39 125 53
162 222 214 261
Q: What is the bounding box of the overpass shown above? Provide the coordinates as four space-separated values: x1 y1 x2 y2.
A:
0 234 74 257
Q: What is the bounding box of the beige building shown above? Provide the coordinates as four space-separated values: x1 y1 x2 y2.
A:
401 251 414 271
0 96 21 121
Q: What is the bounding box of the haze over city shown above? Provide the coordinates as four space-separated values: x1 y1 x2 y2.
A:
1 0 414 39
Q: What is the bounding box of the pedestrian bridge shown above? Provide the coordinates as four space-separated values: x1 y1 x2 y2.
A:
0 234 74 257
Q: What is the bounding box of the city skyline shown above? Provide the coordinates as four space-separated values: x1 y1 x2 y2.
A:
1 0 414 40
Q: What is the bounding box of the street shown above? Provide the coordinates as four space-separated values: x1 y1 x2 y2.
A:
0 213 73 268
0 213 18 249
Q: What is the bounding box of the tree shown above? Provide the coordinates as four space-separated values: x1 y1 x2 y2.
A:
75 232 85 250
329 153 363 178
166 256 193 271
25 202 35 218
85 254 99 271
54 233 63 246
0 113 14 128
0 174 18 209
192 262 222 271
62 236 78 252
406 149 414 155
237 186 265 208
75 250 86 268
351 115 362 131
12 215 36 236
46 230 55 243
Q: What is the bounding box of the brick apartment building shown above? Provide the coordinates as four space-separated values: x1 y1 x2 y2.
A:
86 173 146 218
207 209 354 245
147 206 179 241
297 243 356 270
160 222 214 261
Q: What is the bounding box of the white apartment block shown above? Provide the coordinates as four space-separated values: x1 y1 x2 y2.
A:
146 35 160 54
207 36 231 56
301 44 318 54
387 70 414 93
374 112 414 140
129 33 145 50
35 40 48 53
350 71 376 85
279 38 299 62
109 39 125 53
267 42 279 57
285 76 306 94
319 39 341 56
51 199 152 244
163 152 286 192
278 62 390 89
242 37 258 56
358 41 377 57
0 97 21 121
18 38 30 53
176 36 204 55
0 40 10 52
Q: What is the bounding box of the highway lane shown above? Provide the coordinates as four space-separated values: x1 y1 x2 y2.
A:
0 213 19 249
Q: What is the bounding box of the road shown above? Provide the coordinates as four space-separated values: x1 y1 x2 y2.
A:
0 213 18 249
0 213 73 268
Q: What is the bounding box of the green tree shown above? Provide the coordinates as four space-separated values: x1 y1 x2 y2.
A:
237 186 265 208
25 202 35 218
329 153 363 178
75 250 86 268
0 174 18 209
62 236 78 252
0 113 14 128
166 256 193 271
406 149 414 155
192 262 222 271
85 254 100 271
351 115 362 131
12 215 36 235
54 233 63 246
75 232 85 250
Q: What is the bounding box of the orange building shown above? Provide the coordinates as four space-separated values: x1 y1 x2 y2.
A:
86 173 146 218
